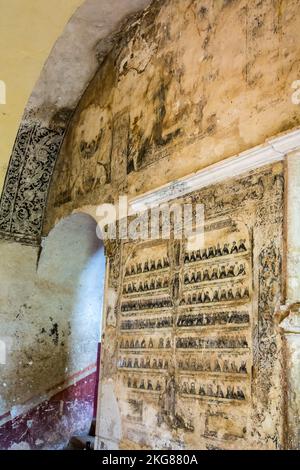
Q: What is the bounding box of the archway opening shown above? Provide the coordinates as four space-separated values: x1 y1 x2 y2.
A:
37 212 105 449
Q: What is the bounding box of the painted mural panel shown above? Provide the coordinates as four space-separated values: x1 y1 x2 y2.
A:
98 162 284 450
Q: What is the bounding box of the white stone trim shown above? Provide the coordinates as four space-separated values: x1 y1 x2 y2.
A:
129 128 300 212
269 129 300 154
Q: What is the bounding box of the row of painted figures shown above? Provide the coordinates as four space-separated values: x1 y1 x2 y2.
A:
121 287 249 312
119 357 169 370
126 378 246 400
120 336 248 350
184 240 247 264
125 258 170 276
181 382 246 401
184 263 246 284
124 240 247 278
120 337 172 349
120 311 249 331
121 316 173 330
176 336 248 349
179 358 248 374
180 287 250 305
123 266 248 297
123 277 169 294
121 298 172 312
177 311 250 327
118 357 248 374
127 378 163 391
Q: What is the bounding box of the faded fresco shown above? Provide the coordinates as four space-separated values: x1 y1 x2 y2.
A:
97 162 285 450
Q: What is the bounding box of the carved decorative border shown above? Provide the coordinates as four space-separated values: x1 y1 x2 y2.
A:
0 121 65 245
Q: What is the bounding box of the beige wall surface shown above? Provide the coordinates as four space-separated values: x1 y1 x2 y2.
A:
47 0 300 233
0 0 83 191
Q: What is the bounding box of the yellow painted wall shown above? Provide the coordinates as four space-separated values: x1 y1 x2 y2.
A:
0 0 84 192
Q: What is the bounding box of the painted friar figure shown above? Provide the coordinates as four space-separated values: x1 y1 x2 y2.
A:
158 376 194 432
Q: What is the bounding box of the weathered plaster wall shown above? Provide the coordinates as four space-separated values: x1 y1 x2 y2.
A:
39 0 300 450
0 214 105 449
46 0 300 231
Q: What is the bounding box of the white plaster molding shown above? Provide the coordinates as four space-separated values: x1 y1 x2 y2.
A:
129 128 300 212
269 129 300 154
